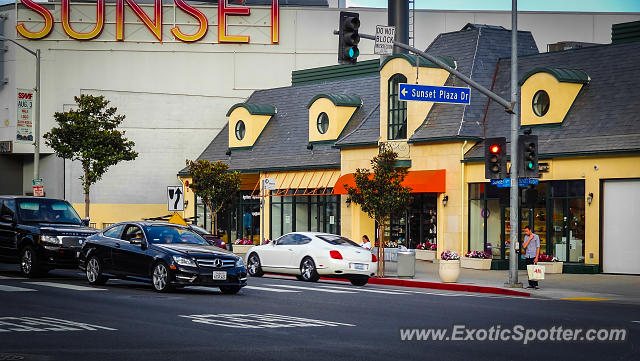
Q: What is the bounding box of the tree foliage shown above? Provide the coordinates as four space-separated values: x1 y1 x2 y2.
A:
346 148 412 223
44 94 138 217
185 159 242 220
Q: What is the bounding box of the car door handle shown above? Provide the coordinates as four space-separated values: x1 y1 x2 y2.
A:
115 243 120 248
287 248 294 252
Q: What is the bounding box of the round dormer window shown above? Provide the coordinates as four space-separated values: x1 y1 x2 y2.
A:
532 90 550 117
235 120 246 140
317 112 329 134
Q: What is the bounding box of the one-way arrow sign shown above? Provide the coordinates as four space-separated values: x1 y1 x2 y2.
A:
399 83 470 105
167 186 184 211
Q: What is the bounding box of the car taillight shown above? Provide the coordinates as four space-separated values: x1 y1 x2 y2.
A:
371 253 377 262
329 250 343 259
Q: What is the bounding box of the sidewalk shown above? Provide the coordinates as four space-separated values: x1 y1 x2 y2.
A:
379 260 640 304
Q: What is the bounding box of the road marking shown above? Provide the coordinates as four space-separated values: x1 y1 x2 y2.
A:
0 317 116 332
631 321 640 324
244 286 302 293
0 285 37 292
25 282 106 291
560 297 613 302
180 313 355 329
266 284 357 294
318 285 408 295
0 275 26 280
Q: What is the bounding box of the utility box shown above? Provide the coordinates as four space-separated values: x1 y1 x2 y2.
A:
397 249 416 278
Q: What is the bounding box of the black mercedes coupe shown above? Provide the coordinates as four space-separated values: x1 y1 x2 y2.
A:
78 222 247 293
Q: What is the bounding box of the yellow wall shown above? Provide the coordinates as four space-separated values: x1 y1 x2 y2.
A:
72 203 169 229
464 153 640 265
228 107 273 148
379 57 450 142
308 98 357 142
521 72 583 126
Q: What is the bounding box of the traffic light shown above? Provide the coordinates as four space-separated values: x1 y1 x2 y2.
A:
484 137 507 180
338 11 360 64
519 134 539 178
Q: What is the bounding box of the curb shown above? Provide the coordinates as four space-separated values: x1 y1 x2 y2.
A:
367 277 531 297
265 273 530 297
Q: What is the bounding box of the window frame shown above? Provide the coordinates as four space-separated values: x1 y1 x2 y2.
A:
317 112 329 134
235 120 246 140
532 90 550 117
387 73 408 140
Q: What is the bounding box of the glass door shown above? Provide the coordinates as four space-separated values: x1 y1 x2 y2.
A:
550 199 567 261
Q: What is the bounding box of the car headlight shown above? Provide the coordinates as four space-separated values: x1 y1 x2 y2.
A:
173 256 197 267
41 235 61 245
235 257 244 267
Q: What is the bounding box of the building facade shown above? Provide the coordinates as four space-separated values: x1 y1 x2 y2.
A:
185 22 640 274
0 1 638 253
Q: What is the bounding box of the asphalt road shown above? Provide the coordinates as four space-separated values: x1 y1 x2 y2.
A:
0 264 638 361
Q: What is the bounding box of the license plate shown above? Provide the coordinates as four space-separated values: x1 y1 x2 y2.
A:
350 263 367 271
212 271 227 280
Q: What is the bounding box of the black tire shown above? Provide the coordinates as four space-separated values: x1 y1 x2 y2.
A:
299 257 319 282
219 285 242 295
350 277 369 286
20 245 41 278
247 253 264 277
152 262 172 292
85 256 108 285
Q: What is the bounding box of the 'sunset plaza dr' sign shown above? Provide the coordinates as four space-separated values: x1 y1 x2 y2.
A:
16 0 280 43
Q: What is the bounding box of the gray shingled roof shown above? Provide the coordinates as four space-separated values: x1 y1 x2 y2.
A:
465 40 640 160
191 75 380 172
410 25 539 143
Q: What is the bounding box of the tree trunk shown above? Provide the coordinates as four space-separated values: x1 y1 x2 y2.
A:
84 166 90 219
377 223 385 277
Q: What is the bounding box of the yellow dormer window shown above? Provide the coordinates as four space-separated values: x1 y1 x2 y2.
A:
519 67 589 127
307 94 361 143
226 103 276 149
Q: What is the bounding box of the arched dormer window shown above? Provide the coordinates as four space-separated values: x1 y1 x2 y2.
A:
388 74 407 140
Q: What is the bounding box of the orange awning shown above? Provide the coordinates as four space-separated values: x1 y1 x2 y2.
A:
333 170 446 195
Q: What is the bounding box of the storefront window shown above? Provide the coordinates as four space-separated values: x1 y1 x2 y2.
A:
388 73 407 140
269 190 340 239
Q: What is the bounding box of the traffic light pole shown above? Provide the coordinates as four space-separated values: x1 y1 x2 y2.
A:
339 0 522 287
508 0 521 288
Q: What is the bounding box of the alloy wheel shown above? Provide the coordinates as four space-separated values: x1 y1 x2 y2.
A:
153 263 168 291
248 254 263 277
301 259 315 280
21 249 32 275
86 258 99 283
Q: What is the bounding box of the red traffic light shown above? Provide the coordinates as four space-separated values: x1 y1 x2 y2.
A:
489 144 501 154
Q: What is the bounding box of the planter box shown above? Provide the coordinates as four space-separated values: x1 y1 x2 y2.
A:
460 257 492 270
414 249 436 261
538 261 563 274
232 244 254 256
438 259 461 283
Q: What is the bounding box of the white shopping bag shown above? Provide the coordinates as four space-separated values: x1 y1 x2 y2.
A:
527 264 545 281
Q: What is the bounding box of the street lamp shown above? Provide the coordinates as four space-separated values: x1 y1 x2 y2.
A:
0 35 41 183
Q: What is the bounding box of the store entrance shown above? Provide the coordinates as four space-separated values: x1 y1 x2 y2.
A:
380 193 437 249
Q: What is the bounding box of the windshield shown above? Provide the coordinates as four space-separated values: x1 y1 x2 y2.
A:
144 225 209 245
317 235 360 247
17 199 83 225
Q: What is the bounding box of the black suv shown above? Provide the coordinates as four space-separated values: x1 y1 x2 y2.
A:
0 196 98 277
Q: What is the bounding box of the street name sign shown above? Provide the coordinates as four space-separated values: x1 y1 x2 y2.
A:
374 25 395 55
167 186 184 211
491 178 539 188
398 83 470 105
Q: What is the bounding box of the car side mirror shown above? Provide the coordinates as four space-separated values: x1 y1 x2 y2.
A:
82 218 90 227
1 214 14 223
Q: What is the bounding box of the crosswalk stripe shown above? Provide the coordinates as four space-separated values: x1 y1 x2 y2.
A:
266 284 357 294
0 285 37 292
317 285 408 295
0 276 26 280
244 286 301 293
25 282 106 291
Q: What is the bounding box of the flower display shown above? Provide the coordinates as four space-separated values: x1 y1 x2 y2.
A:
440 250 460 261
538 252 559 262
465 250 491 259
416 242 437 250
234 238 253 245
384 241 398 248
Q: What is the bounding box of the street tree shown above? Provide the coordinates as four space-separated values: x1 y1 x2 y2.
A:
44 94 138 218
185 159 241 233
346 147 412 277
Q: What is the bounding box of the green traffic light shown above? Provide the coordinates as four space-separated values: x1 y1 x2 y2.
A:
348 47 359 59
527 161 534 169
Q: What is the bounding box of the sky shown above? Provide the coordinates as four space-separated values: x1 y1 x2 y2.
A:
1 0 639 12
347 0 640 12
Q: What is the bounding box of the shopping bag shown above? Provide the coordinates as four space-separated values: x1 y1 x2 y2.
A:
527 264 545 281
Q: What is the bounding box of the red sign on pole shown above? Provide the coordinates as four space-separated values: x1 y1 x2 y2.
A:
32 185 44 197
